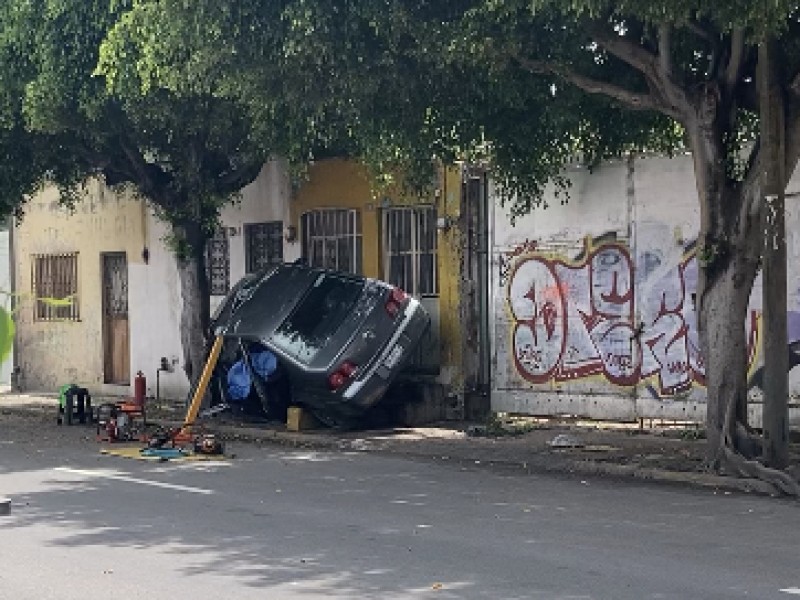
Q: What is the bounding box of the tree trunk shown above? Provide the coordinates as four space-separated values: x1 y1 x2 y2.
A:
174 220 211 391
686 114 761 464
688 104 799 494
697 250 755 460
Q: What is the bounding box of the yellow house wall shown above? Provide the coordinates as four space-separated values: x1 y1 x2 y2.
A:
289 159 465 386
436 166 465 387
14 180 145 392
289 159 381 277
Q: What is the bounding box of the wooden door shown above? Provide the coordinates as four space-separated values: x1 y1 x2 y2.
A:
102 253 130 384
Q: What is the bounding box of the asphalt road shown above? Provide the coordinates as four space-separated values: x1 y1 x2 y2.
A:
1 419 799 599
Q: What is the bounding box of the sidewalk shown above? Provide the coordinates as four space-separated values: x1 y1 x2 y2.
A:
0 393 793 498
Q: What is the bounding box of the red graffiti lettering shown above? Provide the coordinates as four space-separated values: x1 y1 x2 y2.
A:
507 238 759 396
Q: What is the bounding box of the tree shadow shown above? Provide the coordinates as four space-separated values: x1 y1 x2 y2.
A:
0 419 539 599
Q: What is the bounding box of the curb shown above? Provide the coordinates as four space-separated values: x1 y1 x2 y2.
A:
0 405 785 499
162 419 782 498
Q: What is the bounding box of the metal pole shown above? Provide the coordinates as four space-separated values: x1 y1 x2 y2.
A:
758 39 789 468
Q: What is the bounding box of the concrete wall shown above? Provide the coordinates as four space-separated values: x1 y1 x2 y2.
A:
490 154 800 425
14 180 146 393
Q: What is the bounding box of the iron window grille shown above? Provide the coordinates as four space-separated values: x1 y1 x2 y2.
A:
301 209 362 274
244 221 284 274
206 228 231 296
102 253 128 317
382 206 438 296
32 252 80 321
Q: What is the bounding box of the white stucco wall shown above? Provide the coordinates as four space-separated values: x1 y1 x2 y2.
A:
129 160 295 402
490 154 800 424
127 216 185 400
213 160 301 314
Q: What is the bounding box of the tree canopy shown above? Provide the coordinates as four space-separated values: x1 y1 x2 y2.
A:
96 0 683 215
0 0 284 381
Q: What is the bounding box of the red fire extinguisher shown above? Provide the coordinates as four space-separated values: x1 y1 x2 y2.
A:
134 371 146 408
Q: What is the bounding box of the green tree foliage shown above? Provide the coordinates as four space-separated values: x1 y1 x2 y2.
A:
98 0 680 215
0 0 282 382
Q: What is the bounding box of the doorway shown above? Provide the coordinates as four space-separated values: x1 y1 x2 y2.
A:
102 252 130 385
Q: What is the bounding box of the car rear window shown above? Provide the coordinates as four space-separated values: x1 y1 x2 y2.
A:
271 273 364 363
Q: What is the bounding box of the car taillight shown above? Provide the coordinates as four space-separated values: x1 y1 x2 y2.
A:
328 372 346 390
328 360 358 390
385 286 408 318
339 361 357 378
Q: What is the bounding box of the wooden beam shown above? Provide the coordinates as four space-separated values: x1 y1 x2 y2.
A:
182 335 224 430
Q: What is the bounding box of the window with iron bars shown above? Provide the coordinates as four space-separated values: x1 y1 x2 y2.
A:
32 252 80 321
301 209 362 274
206 228 230 296
244 221 284 274
382 206 438 296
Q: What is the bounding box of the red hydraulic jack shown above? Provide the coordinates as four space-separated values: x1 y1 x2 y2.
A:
147 336 225 454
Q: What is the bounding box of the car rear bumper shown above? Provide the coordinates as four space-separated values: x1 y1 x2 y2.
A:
341 298 430 408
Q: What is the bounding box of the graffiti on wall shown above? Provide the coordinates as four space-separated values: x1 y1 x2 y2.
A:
503 235 760 396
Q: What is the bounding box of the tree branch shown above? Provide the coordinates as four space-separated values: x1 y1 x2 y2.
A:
589 24 660 78
116 138 179 210
788 67 800 101
682 19 712 41
119 139 154 189
513 54 676 117
658 23 672 80
213 161 265 197
725 28 745 92
590 23 691 119
71 140 115 173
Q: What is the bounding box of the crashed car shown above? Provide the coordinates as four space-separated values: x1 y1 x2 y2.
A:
206 263 430 427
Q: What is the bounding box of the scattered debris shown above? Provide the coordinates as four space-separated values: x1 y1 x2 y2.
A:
549 433 585 448
466 425 488 437
100 446 227 462
583 444 620 452
339 439 372 452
